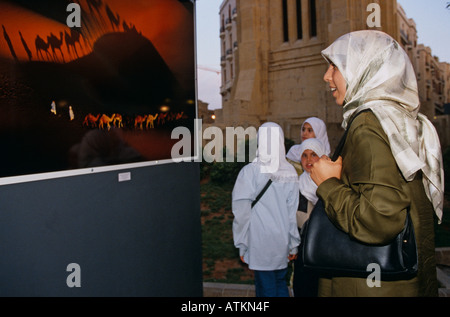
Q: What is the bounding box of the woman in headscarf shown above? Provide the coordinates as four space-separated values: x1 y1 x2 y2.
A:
292 138 327 297
311 30 444 297
232 122 300 297
286 117 331 175
300 117 331 155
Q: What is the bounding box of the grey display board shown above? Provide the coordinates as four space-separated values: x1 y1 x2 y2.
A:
0 161 203 297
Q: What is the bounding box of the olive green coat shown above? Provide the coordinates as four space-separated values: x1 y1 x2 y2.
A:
287 158 303 176
316 111 438 297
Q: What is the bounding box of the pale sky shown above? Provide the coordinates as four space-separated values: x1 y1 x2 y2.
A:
195 0 223 110
397 0 450 63
195 0 450 110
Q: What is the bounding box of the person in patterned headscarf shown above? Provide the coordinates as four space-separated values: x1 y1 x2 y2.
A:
311 30 444 297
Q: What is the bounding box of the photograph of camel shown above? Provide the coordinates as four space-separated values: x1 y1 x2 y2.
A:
0 0 196 180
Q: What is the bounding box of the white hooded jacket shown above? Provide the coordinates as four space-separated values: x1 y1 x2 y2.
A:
232 122 300 271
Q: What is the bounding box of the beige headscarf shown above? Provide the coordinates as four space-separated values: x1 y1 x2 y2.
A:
321 30 444 222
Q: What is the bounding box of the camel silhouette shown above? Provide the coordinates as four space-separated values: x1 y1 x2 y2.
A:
112 113 123 128
47 32 64 62
158 112 168 125
98 114 116 130
83 113 101 128
65 29 84 59
146 114 158 129
134 115 148 130
35 35 51 61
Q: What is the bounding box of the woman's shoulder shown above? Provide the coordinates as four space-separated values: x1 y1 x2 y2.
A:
349 109 390 146
352 109 379 126
350 109 385 134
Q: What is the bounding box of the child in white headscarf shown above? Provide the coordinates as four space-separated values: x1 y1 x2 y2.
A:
300 117 331 154
286 117 331 175
292 138 326 297
296 138 327 228
312 30 444 297
232 122 300 297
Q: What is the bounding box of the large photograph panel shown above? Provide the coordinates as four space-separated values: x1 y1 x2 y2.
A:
0 0 196 180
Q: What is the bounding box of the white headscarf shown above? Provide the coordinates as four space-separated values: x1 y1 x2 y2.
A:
298 138 327 205
253 122 298 183
286 117 331 162
322 30 444 222
301 117 331 156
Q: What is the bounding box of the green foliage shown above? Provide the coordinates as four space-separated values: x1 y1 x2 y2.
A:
200 160 213 180
209 161 244 184
201 181 233 213
201 182 240 282
201 182 236 266
200 181 252 283
225 268 253 284
285 138 295 154
202 215 237 260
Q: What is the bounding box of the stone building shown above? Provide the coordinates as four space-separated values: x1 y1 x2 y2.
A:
215 0 450 150
198 99 216 124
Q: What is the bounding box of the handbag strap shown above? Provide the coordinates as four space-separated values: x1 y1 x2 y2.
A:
251 179 272 208
331 109 371 161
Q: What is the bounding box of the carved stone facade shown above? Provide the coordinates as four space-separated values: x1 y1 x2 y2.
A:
215 0 450 150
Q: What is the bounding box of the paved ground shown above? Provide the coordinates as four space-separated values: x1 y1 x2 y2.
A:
203 282 256 297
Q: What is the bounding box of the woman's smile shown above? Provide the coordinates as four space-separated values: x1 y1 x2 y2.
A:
323 64 347 106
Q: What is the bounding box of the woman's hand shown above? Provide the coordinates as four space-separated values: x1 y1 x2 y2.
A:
310 156 342 186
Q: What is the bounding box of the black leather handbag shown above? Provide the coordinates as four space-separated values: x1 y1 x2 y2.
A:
301 110 418 280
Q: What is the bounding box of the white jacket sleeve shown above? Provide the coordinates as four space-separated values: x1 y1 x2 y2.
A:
231 166 257 257
232 199 252 256
287 183 301 255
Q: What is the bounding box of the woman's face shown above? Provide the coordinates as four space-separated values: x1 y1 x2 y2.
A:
301 122 315 142
301 149 320 173
323 63 347 106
